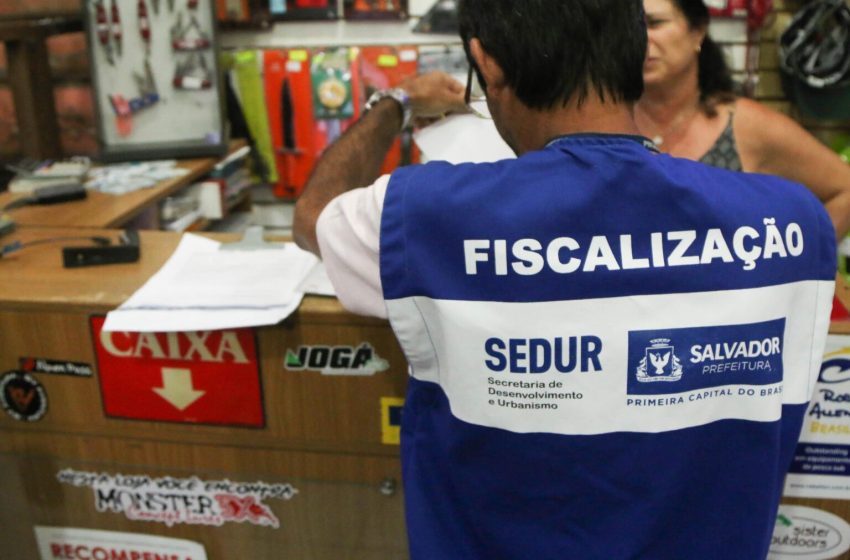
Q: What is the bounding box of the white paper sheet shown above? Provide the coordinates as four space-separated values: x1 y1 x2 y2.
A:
297 262 337 297
86 160 190 195
414 114 515 164
103 234 319 332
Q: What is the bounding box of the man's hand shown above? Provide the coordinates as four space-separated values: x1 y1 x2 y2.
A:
293 71 468 256
402 71 467 120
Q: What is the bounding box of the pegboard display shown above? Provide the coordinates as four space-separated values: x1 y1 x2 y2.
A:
84 0 228 160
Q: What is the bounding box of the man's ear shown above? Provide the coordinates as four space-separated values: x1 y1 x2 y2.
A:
469 38 506 94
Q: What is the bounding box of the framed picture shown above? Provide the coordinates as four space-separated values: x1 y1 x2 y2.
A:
343 0 408 20
269 0 338 21
84 0 228 161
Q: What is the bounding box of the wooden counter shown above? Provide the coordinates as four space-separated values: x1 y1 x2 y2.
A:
0 228 408 559
0 141 246 230
2 228 850 559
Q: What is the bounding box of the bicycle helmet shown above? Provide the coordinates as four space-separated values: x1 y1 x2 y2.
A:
779 0 850 119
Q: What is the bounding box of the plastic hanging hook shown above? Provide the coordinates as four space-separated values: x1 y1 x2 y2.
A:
138 0 151 54
219 226 282 251
95 0 114 64
110 0 122 56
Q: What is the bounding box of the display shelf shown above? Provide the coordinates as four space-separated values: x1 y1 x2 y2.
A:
218 11 749 52
221 19 459 49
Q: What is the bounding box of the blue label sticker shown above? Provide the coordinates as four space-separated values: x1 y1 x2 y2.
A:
627 319 785 396
788 443 850 476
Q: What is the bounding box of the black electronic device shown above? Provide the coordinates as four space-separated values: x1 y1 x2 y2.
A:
32 182 87 204
62 230 140 268
2 182 87 212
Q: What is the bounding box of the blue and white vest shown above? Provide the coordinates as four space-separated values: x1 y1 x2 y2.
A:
379 134 836 560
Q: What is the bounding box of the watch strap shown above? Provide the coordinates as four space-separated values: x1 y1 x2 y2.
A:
365 87 412 131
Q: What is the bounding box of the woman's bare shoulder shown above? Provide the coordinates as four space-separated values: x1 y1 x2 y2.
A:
729 97 816 166
732 98 805 139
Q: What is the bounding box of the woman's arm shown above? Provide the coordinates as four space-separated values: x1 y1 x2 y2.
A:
735 97 850 238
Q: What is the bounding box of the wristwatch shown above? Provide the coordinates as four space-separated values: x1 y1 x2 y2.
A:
364 87 412 131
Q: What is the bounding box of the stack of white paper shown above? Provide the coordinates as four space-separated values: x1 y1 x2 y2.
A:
103 234 320 332
414 114 515 164
296 262 336 297
86 160 190 194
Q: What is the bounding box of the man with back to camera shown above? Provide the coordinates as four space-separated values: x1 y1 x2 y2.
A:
293 1 836 558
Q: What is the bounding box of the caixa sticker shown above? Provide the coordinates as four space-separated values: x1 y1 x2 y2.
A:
284 343 389 376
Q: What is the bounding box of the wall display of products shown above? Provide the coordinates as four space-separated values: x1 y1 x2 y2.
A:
412 0 457 33
216 0 250 21
268 0 338 21
360 45 420 175
215 0 278 28
311 49 356 120
263 47 361 198
417 44 468 80
262 46 421 199
705 0 772 29
705 0 750 17
344 0 408 20
84 0 228 161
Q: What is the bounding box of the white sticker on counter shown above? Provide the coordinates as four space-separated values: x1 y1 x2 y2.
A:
56 469 298 529
769 505 850 559
784 335 850 500
34 526 207 560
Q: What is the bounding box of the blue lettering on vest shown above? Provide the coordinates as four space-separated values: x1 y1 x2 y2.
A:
484 338 507 372
484 336 603 374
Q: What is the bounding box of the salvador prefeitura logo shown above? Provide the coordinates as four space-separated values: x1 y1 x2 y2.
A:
636 338 684 383
627 319 785 398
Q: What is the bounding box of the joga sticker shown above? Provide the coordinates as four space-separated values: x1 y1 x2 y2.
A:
285 343 389 376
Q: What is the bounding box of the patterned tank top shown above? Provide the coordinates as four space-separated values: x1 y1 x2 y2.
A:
699 112 742 171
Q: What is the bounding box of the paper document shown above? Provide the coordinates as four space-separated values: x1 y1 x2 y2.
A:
87 160 190 195
103 234 319 332
414 114 515 164
297 262 336 297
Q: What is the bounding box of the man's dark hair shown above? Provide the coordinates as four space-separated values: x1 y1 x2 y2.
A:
458 0 647 109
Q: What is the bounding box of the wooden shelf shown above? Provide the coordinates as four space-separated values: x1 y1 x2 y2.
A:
221 19 459 49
